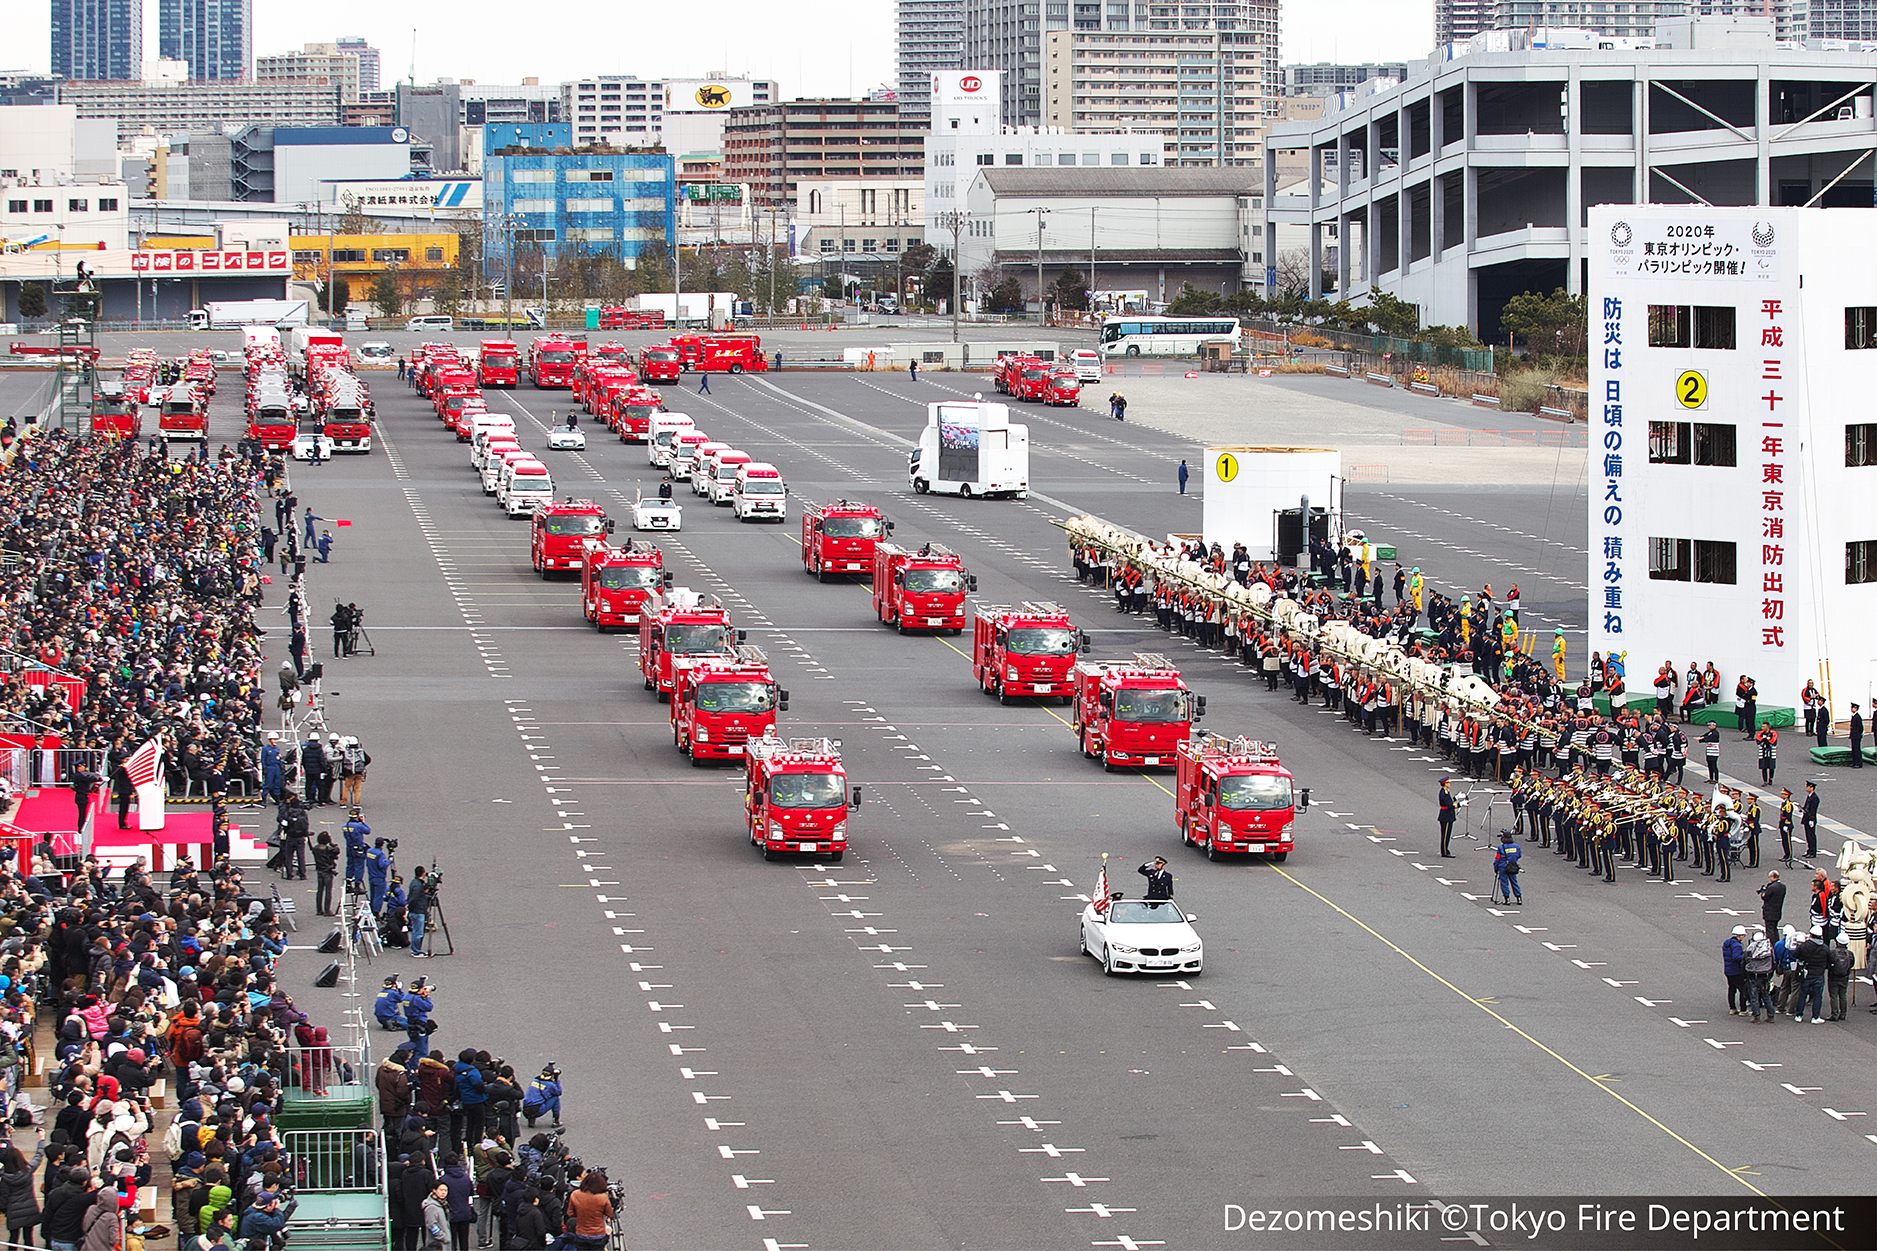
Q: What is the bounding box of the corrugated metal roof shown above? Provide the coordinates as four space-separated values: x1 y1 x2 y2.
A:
976 168 1259 196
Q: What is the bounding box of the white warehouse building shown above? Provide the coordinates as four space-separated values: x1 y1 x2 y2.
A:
1263 26 1877 338
1589 205 1877 722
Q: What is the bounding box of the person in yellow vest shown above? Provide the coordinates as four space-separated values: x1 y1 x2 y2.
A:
1553 628 1567 681
1410 568 1425 613
1460 597 1473 648
1500 613 1518 653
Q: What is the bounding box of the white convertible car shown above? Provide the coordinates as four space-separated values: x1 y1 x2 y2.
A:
546 423 587 451
1079 897 1203 976
632 494 683 532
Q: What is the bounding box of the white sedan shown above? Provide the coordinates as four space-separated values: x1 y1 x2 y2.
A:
632 495 683 532
1079 897 1203 976
290 431 334 461
546 424 587 451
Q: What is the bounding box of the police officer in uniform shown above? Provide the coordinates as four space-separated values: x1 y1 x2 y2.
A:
1138 856 1174 899
1802 781 1821 858
1778 789 1796 866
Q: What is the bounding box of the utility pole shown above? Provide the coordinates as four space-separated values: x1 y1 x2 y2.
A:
1089 205 1097 315
940 209 968 344
768 206 778 317
503 214 517 332
1028 206 1049 324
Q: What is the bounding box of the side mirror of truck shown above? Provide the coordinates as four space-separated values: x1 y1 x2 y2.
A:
849 787 862 810
967 575 978 592
605 519 615 533
1194 694 1208 718
1078 631 1091 652
737 629 748 642
885 521 895 534
778 689 790 711
662 571 674 586
1299 787 1311 810
1099 691 1113 710
893 571 904 587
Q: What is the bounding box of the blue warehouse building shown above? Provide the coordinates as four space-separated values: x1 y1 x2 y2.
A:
483 150 675 267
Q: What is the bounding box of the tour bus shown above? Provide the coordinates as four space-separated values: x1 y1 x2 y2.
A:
1098 315 1240 358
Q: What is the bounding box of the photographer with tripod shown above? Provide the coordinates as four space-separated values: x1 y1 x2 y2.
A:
409 865 437 959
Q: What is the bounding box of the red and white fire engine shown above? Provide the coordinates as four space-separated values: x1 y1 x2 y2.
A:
1071 653 1206 770
669 645 787 763
638 588 742 697
1174 734 1304 861
529 499 610 576
992 354 1050 401
604 386 664 442
529 336 582 388
971 602 1087 704
745 735 860 862
872 542 976 634
580 540 668 630
477 340 520 388
801 499 892 580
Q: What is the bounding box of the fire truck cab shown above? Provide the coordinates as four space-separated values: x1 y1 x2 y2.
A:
670 645 787 763
1071 653 1205 771
154 386 207 440
1175 734 1303 861
800 500 891 580
993 354 1050 401
639 344 683 384
972 602 1087 704
477 340 520 388
639 588 743 698
606 386 664 443
873 542 976 634
529 336 581 388
581 540 669 630
745 736 860 862
529 499 611 577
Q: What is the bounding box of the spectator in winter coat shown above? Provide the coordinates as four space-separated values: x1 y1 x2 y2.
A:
0 1138 46 1245
1722 927 1748 1016
453 1052 488 1144
441 1157 475 1251
234 1193 286 1247
76 1186 118 1251
509 1190 548 1250
41 1165 93 1251
417 1052 454 1117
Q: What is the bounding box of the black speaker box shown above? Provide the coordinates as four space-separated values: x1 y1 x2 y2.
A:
317 927 343 953
313 961 340 988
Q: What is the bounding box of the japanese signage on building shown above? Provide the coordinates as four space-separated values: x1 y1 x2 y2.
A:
131 250 289 273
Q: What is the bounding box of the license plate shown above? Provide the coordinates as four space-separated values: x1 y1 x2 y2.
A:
727 745 744 754
927 617 945 625
846 562 861 569
1247 843 1265 853
1145 756 1159 765
798 842 817 852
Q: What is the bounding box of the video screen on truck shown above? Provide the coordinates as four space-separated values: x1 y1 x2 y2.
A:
1218 775 1293 811
936 407 980 484
770 773 846 809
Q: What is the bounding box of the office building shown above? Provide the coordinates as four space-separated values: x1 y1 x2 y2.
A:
57 80 343 145
1262 31 1877 334
1284 63 1410 97
335 38 380 93
0 105 117 182
461 80 562 128
561 74 776 151
0 186 132 250
483 150 676 266
51 0 142 83
795 178 924 261
722 98 925 207
469 121 571 176
344 92 394 127
896 0 966 121
1042 24 1268 167
255 43 362 101
1587 205 1877 723
397 82 463 174
1492 0 1689 38
162 125 406 203
159 0 253 82
1437 0 1493 44
1778 0 1877 41
663 76 779 165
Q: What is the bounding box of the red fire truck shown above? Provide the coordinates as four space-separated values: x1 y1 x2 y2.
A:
1071 653 1206 771
1043 368 1082 406
1174 734 1303 861
639 344 683 383
670 645 787 763
993 354 1050 401
477 340 520 388
971 602 1087 704
581 540 669 630
530 499 611 576
599 307 668 330
872 542 976 634
604 385 663 442
579 365 638 416
639 588 743 698
745 735 861 862
671 335 767 373
529 336 582 388
153 385 207 441
317 373 373 452
90 390 141 439
800 499 892 580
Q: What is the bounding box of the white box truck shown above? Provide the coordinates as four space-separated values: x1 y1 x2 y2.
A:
908 400 1029 500
186 299 310 330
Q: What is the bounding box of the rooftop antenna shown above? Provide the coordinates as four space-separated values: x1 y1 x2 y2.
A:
408 28 417 86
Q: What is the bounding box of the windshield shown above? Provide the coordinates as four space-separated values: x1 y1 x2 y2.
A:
646 350 680 362
1021 369 1045 380
770 772 845 809
327 408 365 424
665 622 731 654
654 428 687 446
743 480 784 495
598 564 660 590
1107 900 1186 924
623 405 657 421
716 464 745 480
539 350 575 363
822 516 883 538
254 407 289 423
1112 690 1187 723
484 354 516 367
695 681 775 713
511 475 551 492
1006 628 1077 656
1218 774 1293 811
544 515 605 536
904 568 962 595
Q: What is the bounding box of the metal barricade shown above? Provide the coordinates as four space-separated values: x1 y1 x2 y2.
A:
286 1128 382 1193
284 1041 368 1094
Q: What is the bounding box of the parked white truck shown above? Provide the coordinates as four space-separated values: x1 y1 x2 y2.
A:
186 299 309 330
908 399 1029 500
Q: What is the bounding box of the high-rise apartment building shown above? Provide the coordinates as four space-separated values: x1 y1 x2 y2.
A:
256 44 362 101
1284 62 1410 97
335 38 381 93
51 0 142 83
1436 0 1492 44
1492 0 1687 37
722 99 926 206
1000 0 1273 166
1776 0 1877 41
159 0 254 82
896 0 965 121
58 80 343 145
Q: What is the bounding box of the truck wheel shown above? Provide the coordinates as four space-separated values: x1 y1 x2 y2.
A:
729 363 743 374
1180 816 1194 848
998 683 1012 706
959 484 973 499
1272 851 1289 863
537 565 549 580
913 478 929 494
644 675 655 690
762 846 779 862
1207 839 1224 862
895 615 908 635
829 850 844 863
690 751 709 768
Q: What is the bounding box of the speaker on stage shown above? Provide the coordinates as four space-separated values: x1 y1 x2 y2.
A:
317 927 343 954
313 961 340 988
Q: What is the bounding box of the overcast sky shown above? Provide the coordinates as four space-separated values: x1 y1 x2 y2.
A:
12 0 1433 91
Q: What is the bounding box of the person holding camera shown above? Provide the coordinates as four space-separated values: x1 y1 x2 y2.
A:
1493 831 1523 905
408 866 436 959
522 1065 561 1130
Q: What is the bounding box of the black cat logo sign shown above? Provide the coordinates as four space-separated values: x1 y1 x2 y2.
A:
1215 452 1239 482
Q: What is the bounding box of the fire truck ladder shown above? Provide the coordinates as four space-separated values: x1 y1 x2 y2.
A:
731 644 768 665
1131 652 1174 671
1018 600 1066 616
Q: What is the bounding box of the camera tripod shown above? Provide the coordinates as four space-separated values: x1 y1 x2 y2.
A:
425 861 456 957
345 625 375 657
287 679 330 736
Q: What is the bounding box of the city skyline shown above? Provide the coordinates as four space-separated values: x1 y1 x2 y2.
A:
19 0 1432 95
